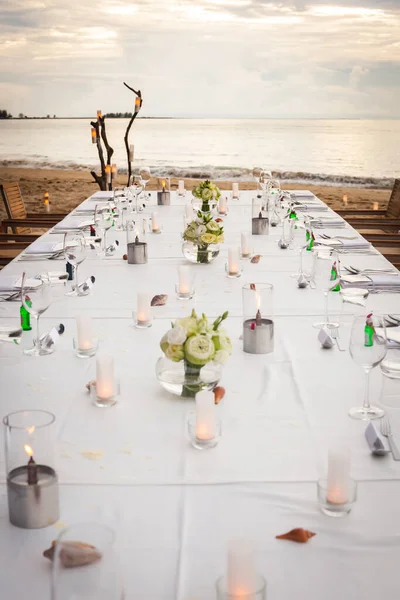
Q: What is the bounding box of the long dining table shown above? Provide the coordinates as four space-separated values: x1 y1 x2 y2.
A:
0 188 400 599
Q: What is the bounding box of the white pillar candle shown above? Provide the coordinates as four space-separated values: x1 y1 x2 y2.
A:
195 390 216 441
326 448 350 504
151 211 160 232
129 144 134 162
185 204 193 220
232 182 239 198
228 247 240 275
241 232 250 257
96 354 114 399
219 196 227 215
137 293 151 325
178 180 185 195
178 265 191 295
227 539 257 596
76 315 93 350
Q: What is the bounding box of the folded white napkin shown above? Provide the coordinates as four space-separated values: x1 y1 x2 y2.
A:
54 218 93 230
25 242 63 254
288 190 315 197
90 191 113 199
0 276 41 291
317 238 370 249
296 205 328 212
376 327 400 344
341 273 400 289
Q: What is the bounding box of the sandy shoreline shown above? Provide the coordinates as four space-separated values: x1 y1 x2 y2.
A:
0 166 391 218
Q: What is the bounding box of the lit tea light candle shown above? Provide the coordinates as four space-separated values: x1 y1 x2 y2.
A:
326 449 350 505
178 265 191 295
178 180 185 195
227 539 257 597
342 194 348 206
135 96 141 113
219 196 227 215
111 163 117 175
43 192 50 213
232 182 239 199
373 202 379 211
241 232 250 257
137 292 151 325
96 354 114 400
105 165 111 184
151 211 160 233
76 315 93 350
195 390 216 441
129 144 134 162
97 110 102 120
91 127 97 144
228 247 240 276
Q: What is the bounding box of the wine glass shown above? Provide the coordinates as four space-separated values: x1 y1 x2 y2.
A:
64 231 87 296
21 273 52 356
252 166 263 191
259 170 272 208
94 204 114 256
51 523 123 600
113 189 128 231
349 314 387 420
139 167 151 200
312 248 340 329
130 176 144 213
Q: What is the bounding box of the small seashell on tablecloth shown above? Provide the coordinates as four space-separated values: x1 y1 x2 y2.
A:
276 528 316 543
250 283 256 291
213 386 225 404
250 255 261 264
122 254 128 261
86 380 95 392
151 294 168 306
43 540 102 568
215 218 224 223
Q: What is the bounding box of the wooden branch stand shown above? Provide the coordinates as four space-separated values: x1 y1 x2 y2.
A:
123 82 142 187
90 114 114 191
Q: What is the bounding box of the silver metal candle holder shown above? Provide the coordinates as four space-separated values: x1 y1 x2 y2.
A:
3 410 60 529
252 213 269 235
127 236 148 264
157 191 170 205
242 283 274 355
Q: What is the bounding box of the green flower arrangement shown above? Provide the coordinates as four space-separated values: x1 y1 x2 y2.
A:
160 309 231 397
192 180 221 212
183 212 224 264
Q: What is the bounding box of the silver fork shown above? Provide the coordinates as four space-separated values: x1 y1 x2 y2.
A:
380 417 400 460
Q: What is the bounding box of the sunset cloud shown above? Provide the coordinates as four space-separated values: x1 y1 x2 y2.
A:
0 1 399 117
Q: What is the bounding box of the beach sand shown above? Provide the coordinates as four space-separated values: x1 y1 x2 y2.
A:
0 167 391 218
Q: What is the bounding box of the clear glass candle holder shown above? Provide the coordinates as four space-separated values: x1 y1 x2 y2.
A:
216 574 267 600
3 410 59 529
225 263 243 279
132 311 153 329
89 379 120 408
175 283 195 300
317 477 357 517
187 412 221 450
73 337 99 358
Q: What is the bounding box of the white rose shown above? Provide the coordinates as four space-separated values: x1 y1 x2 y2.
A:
213 350 230 365
195 225 207 236
167 325 187 345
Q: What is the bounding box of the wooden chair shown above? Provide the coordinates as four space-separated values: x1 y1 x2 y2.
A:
337 179 400 219
1 182 65 233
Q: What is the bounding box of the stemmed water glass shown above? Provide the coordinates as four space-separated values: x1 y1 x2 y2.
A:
349 314 387 420
64 231 87 295
21 273 52 356
139 167 151 200
130 176 144 213
259 170 272 209
51 523 123 599
252 166 263 191
113 189 128 231
94 204 114 256
312 248 340 329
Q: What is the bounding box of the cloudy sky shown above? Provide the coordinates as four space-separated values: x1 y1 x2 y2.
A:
1 0 400 118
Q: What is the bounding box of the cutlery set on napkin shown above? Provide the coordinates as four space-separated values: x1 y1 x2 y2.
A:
340 273 400 293
311 217 347 229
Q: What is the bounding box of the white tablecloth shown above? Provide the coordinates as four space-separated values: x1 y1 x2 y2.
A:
1 190 400 598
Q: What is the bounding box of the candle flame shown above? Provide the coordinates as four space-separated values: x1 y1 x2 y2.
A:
161 179 166 187
105 165 111 173
342 194 348 205
255 290 261 310
26 426 35 435
24 444 33 457
373 202 379 211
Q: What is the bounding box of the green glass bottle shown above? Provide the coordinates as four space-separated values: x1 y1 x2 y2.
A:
306 232 315 251
330 261 340 292
364 314 374 347
20 296 32 331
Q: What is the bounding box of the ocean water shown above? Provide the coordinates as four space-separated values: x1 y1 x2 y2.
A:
0 118 399 188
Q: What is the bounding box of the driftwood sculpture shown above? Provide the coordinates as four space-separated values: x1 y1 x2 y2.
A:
90 113 115 191
123 82 142 187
